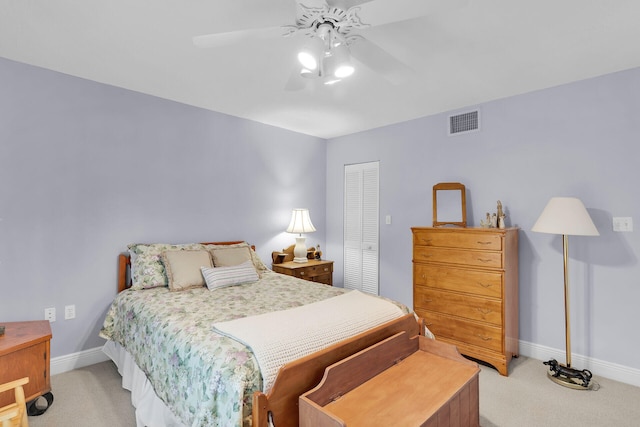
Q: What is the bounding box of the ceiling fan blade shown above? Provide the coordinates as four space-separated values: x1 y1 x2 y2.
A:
348 36 414 85
325 0 375 9
354 0 468 28
193 26 294 48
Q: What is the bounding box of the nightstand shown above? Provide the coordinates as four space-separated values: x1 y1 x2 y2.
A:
0 321 53 412
272 259 334 286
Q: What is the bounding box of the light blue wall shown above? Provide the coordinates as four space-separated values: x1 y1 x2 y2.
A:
2 54 639 376
326 67 640 371
0 57 327 357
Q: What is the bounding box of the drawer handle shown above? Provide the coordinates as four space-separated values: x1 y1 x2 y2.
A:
420 238 433 244
419 254 432 259
299 272 305 275
477 241 493 245
476 335 493 341
476 308 493 316
323 267 328 271
477 282 493 288
477 258 492 263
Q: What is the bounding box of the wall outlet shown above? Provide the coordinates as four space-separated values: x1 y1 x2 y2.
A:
44 307 56 322
64 304 76 320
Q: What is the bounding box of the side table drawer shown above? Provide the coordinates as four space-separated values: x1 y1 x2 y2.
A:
295 264 333 279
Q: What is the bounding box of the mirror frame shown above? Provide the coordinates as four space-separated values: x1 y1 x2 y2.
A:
432 182 467 227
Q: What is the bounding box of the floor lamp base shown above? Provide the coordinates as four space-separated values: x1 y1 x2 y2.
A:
543 359 593 390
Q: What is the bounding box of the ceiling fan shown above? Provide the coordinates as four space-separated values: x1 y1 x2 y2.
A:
193 0 464 88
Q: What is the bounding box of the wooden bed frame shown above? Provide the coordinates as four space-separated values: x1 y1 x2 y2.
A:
115 241 424 427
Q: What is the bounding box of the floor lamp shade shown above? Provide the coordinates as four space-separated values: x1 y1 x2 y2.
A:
532 197 598 389
286 209 316 263
532 197 599 236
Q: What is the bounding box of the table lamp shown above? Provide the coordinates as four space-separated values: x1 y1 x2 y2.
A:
286 209 316 263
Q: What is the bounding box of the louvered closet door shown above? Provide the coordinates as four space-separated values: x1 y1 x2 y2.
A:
344 162 379 295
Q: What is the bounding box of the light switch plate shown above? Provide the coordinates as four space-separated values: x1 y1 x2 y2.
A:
613 217 633 232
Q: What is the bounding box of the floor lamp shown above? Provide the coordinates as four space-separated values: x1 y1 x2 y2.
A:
532 197 599 389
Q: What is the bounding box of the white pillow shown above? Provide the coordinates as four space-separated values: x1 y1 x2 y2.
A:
201 260 259 290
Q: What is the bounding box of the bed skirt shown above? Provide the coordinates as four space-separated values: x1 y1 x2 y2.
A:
102 341 187 427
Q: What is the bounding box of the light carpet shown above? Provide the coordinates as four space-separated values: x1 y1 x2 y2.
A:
28 356 640 426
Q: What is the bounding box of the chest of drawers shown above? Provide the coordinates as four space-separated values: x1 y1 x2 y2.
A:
411 227 519 375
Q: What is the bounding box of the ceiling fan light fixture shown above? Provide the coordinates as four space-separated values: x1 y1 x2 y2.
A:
324 77 342 85
297 51 318 70
323 42 354 80
334 63 354 78
300 67 319 79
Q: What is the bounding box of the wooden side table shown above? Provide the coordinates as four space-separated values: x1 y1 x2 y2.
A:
272 259 334 286
0 321 53 413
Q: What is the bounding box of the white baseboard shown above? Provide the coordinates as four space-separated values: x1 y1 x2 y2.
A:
50 346 110 376
519 340 640 388
52 342 640 388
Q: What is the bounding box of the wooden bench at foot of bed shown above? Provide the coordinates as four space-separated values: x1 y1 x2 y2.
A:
300 331 480 427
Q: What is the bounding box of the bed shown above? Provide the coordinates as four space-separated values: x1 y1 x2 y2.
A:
100 241 422 427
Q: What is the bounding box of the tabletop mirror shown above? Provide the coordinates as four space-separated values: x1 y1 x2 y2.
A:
432 182 467 227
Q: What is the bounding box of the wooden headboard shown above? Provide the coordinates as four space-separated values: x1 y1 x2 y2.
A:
117 241 255 293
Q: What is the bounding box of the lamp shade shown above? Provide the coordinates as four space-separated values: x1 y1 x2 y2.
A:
286 209 316 234
532 197 599 236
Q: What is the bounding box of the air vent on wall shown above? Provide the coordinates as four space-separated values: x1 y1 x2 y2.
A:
449 110 480 135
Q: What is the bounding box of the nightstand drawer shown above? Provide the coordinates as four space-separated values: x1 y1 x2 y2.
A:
272 260 334 286
295 264 333 279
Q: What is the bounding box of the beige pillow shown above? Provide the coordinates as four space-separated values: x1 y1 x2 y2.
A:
162 250 212 292
210 246 253 267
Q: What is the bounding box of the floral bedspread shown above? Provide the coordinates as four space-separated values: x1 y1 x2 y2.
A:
100 271 409 427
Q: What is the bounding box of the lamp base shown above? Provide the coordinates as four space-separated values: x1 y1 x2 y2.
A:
543 359 593 390
293 236 308 263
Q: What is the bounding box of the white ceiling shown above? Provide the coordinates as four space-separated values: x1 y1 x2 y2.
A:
1 0 639 139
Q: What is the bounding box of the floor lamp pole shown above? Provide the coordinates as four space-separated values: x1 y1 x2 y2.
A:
543 233 593 389
562 234 572 368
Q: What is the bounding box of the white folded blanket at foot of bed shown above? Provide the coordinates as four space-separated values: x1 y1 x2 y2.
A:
213 290 405 394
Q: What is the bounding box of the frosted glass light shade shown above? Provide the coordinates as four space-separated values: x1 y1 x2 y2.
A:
532 197 599 236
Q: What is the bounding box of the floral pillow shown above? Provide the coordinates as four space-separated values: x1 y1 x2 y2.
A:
128 243 204 289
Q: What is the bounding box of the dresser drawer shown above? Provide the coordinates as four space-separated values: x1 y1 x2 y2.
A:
414 287 502 325
414 246 503 269
413 230 502 251
414 264 502 298
419 311 502 353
